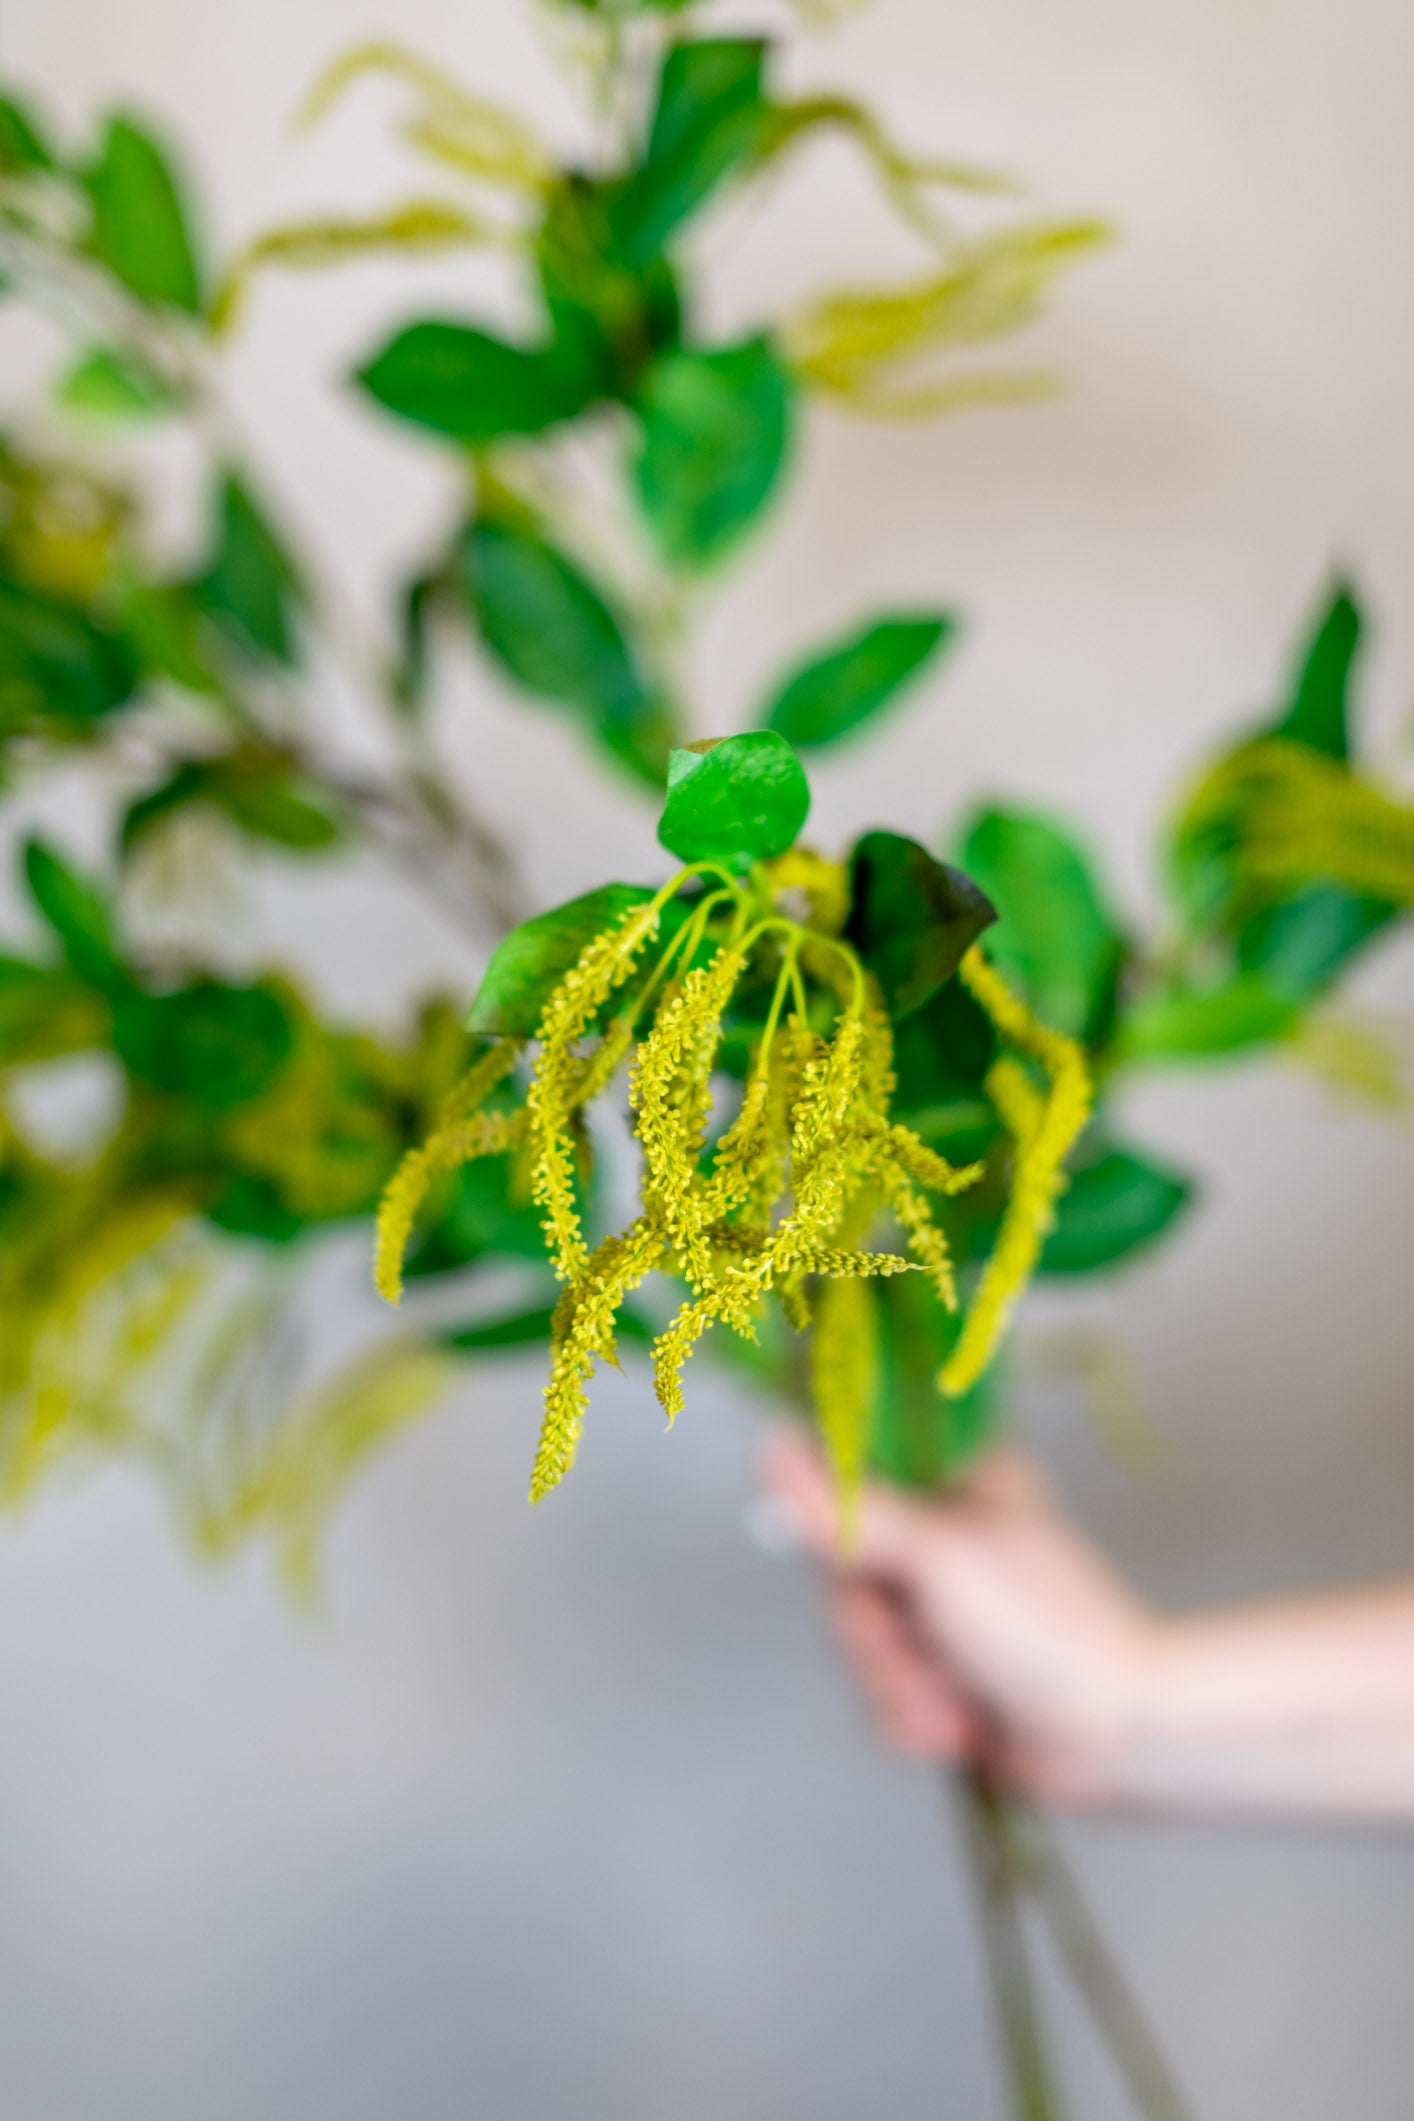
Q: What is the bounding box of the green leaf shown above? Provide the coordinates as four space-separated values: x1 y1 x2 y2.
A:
889 972 998 1132
846 829 995 1021
121 754 341 856
199 474 301 664
356 319 596 442
633 335 793 567
956 806 1121 1039
766 612 955 749
1117 972 1298 1063
206 1173 306 1245
467 882 654 1036
118 582 219 695
405 1157 548 1277
21 838 127 990
1270 580 1360 761
56 345 171 421
440 1302 558 1352
0 92 55 174
0 573 139 728
460 519 669 783
1237 882 1395 1001
537 175 681 400
84 112 203 315
112 979 295 1108
870 1272 1000 1488
657 731 810 868
1040 1146 1194 1275
611 38 767 263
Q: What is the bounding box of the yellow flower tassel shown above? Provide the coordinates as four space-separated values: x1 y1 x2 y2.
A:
374 1038 523 1302
938 945 1092 1397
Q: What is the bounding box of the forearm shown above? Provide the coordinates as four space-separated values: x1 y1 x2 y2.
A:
1117 1580 1414 1817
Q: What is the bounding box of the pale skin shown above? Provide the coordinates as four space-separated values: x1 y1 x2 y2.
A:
763 1430 1414 1818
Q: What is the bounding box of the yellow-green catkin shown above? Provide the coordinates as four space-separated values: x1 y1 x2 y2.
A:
373 1038 522 1302
938 946 1092 1396
811 1272 881 1539
526 902 663 1281
531 1217 665 1500
630 944 745 1289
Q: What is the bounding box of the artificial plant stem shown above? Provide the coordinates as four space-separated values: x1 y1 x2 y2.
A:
1018 1809 1197 2121
951 1765 1070 2121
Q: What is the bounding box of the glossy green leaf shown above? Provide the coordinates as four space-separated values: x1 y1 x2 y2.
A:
846 829 995 1021
112 979 295 1108
356 320 596 442
1040 1146 1194 1275
1270 580 1360 761
0 574 139 728
467 882 654 1037
612 39 767 263
56 345 171 421
0 92 55 174
1117 973 1298 1063
84 113 203 315
460 519 668 783
199 474 301 665
21 838 127 991
766 612 954 749
657 731 809 867
633 335 793 567
956 806 1121 1039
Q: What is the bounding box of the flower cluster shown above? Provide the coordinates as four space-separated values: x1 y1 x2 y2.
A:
375 860 1092 1505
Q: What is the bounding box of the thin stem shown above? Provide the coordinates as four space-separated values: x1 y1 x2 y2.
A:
1017 1810 1197 2121
950 1765 1069 2121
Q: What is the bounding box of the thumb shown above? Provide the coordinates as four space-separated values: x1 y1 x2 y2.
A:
762 1427 933 1581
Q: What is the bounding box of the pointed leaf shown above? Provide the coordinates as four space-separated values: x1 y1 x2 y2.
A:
1270 580 1360 761
956 806 1121 1039
56 345 172 421
611 39 767 263
846 829 995 1020
0 92 55 174
356 319 596 442
22 838 127 990
84 112 203 315
766 611 955 748
657 731 809 867
467 883 655 1037
199 474 301 664
633 334 793 567
1040 1146 1194 1275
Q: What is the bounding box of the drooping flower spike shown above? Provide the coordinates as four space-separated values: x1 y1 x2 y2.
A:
374 854 1091 1506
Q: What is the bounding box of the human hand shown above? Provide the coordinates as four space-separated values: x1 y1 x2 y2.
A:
762 1430 1160 1804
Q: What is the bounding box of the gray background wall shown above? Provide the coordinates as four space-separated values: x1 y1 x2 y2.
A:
3 0 1414 2114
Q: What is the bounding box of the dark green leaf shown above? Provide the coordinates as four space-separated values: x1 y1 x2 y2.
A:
112 978 295 1108
468 882 654 1036
889 976 998 1154
633 334 793 567
537 175 681 400
657 730 810 867
766 612 955 749
956 806 1122 1039
84 112 203 315
1237 882 1395 1001
440 1302 558 1352
0 573 139 728
56 345 171 421
356 319 596 442
1041 1146 1194 1275
1270 579 1360 761
199 474 301 664
0 92 54 174
21 838 127 991
846 829 995 1021
1117 972 1297 1063
206 1173 305 1244
611 39 768 263
460 519 669 783
869 1272 1000 1488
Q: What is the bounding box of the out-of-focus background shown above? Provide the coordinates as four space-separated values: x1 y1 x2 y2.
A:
4 1 1414 2115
